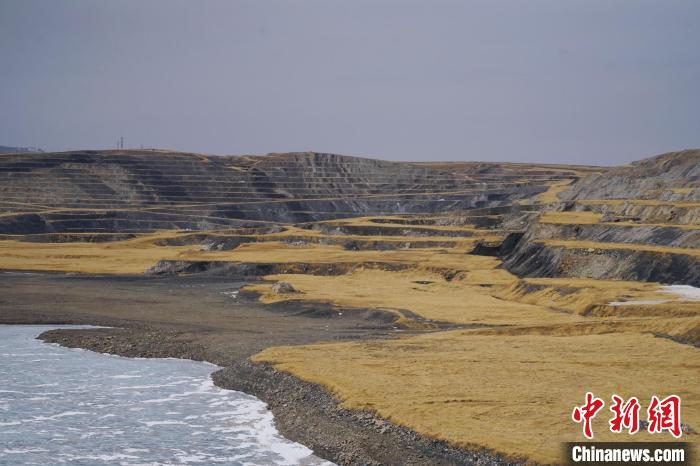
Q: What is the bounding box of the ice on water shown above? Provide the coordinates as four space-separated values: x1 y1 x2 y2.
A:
0 325 332 465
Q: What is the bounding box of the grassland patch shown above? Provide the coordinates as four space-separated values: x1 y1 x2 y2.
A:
253 330 699 464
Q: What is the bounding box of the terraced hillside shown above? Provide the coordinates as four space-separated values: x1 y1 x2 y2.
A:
502 150 700 285
0 148 697 464
0 150 579 235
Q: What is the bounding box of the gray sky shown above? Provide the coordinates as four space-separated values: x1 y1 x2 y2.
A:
1 0 698 165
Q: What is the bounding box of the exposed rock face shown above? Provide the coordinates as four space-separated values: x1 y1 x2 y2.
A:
560 149 700 201
498 150 700 285
145 260 413 278
501 235 700 287
0 150 575 234
271 281 298 294
526 222 700 249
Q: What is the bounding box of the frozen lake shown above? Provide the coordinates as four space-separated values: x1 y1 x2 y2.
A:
0 325 331 465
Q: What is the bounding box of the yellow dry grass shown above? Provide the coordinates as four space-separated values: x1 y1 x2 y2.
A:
537 179 574 203
467 316 700 341
242 232 699 463
0 233 492 274
0 234 196 274
248 264 696 326
191 241 479 268
247 268 582 326
539 239 700 258
585 302 700 319
539 211 603 224
497 277 662 315
671 188 694 195
2 214 698 464
254 330 700 464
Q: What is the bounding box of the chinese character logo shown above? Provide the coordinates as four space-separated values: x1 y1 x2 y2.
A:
609 394 640 434
572 392 605 439
572 393 682 439
647 395 682 438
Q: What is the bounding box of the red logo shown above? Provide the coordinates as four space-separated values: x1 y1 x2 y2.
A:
572 392 605 439
609 395 640 434
572 393 682 439
647 395 682 438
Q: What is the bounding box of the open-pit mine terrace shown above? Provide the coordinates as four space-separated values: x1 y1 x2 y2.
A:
0 149 698 464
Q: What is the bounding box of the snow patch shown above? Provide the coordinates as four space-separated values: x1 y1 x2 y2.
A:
608 299 669 306
661 285 700 301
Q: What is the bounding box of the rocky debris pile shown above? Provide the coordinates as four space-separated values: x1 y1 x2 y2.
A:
271 281 298 294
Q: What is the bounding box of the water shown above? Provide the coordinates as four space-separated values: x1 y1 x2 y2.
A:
0 325 332 465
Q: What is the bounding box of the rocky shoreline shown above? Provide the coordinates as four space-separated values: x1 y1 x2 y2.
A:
38 326 522 466
0 271 523 465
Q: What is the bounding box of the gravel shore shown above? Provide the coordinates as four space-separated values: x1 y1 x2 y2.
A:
2 271 522 465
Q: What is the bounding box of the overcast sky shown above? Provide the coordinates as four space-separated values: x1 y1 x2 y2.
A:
1 1 698 165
